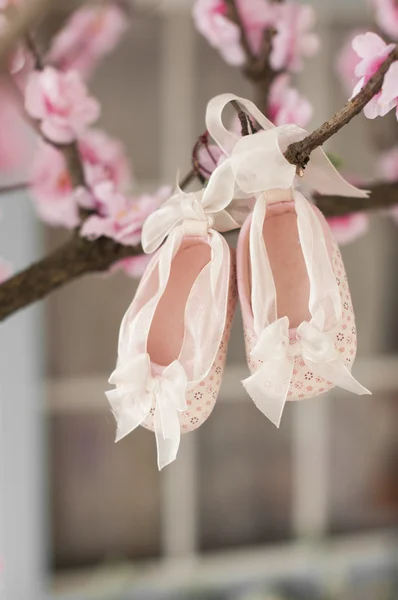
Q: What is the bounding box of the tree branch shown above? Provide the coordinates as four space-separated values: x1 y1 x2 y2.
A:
0 234 142 322
285 46 398 170
1 1 398 325
316 181 398 217
1 179 398 322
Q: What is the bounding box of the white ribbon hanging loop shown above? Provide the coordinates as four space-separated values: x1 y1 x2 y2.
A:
205 93 370 200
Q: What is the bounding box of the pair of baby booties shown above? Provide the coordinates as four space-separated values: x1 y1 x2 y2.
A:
106 94 370 470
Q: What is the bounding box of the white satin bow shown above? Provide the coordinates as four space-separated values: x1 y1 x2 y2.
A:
106 354 188 470
242 318 370 428
142 186 243 255
205 93 369 202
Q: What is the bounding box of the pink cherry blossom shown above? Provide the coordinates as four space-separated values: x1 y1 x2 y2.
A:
81 184 171 246
29 143 80 228
270 3 320 73
25 67 100 143
268 74 313 127
336 32 365 93
351 32 396 119
372 0 398 40
327 213 369 245
47 4 128 78
193 0 245 65
193 0 275 66
378 62 398 119
29 130 132 227
79 129 133 193
234 0 275 56
0 257 12 283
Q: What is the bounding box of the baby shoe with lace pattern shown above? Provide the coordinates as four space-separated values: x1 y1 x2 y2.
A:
106 184 240 470
205 93 371 427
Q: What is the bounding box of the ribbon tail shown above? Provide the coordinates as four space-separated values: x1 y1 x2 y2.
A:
306 359 371 396
154 395 182 471
305 147 370 198
242 358 294 428
106 389 152 442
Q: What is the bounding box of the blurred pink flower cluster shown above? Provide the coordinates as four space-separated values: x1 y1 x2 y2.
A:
81 184 171 247
25 67 100 144
29 125 169 277
327 214 369 246
47 4 129 78
193 0 316 127
29 129 131 229
81 184 171 279
1 1 169 279
193 0 319 72
268 74 313 127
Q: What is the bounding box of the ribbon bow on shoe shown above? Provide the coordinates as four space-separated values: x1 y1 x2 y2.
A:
242 318 370 429
106 354 188 470
204 93 370 204
142 184 244 254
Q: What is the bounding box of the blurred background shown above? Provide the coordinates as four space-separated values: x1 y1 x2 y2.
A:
0 0 398 599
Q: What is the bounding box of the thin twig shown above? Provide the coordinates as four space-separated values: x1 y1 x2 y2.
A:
284 46 398 170
178 169 196 189
231 100 252 136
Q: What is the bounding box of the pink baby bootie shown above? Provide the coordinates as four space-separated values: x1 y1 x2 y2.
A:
206 93 371 427
106 185 240 469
